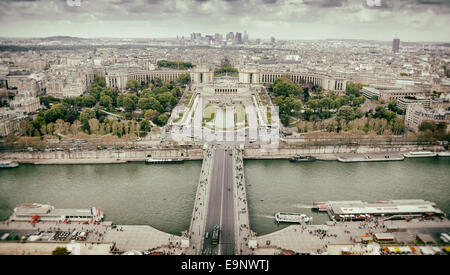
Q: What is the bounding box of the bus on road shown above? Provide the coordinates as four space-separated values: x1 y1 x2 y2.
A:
211 224 220 245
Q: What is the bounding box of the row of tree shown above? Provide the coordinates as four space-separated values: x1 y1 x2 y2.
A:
297 116 406 136
214 65 238 76
157 60 194 70
417 120 449 142
26 116 150 138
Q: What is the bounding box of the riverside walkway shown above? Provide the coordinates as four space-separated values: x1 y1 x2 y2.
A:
186 147 215 254
233 148 254 255
0 220 186 255
254 218 450 255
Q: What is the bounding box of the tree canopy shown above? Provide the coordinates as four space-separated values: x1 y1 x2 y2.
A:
214 65 238 76
127 79 141 92
157 60 193 70
52 247 69 255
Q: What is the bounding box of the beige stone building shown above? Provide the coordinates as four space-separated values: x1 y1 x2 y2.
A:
405 105 449 132
105 64 347 94
0 110 24 137
9 96 41 114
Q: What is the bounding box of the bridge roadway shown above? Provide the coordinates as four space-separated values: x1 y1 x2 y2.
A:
202 148 235 255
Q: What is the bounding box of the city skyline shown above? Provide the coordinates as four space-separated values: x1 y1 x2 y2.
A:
0 0 449 42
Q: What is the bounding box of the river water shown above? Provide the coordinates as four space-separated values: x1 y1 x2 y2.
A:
0 158 449 236
246 158 450 235
0 161 201 235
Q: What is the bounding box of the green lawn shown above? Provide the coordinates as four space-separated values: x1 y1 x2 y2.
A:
184 92 193 106
203 106 216 123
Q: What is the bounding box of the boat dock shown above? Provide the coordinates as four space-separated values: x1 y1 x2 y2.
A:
312 200 446 222
9 203 104 223
337 152 405 162
337 155 404 162
403 151 437 158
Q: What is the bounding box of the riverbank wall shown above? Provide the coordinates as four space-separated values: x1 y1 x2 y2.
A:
244 144 444 160
0 148 204 164
0 144 444 164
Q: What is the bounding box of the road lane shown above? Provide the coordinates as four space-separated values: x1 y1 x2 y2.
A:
221 149 235 255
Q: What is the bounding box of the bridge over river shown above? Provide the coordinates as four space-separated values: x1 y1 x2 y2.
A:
186 146 254 255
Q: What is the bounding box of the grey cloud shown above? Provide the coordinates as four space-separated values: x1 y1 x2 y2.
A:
0 0 448 41
364 0 450 13
303 0 348 8
262 0 278 4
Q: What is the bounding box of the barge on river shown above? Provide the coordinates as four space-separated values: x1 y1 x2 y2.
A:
289 156 316 162
403 151 437 158
313 199 445 221
9 203 104 223
274 212 312 223
145 158 184 164
0 161 19 168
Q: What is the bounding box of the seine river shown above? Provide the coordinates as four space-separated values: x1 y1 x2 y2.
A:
0 158 449 236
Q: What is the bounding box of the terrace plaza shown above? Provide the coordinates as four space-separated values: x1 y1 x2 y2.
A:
166 73 279 147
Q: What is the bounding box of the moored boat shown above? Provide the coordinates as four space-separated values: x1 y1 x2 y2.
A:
274 212 312 223
145 158 184 164
10 203 104 223
289 156 316 162
0 161 19 168
337 155 404 162
402 151 437 158
312 202 329 211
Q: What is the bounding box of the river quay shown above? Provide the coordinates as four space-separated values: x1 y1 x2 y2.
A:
0 241 113 255
0 220 188 255
253 217 450 255
0 148 204 164
0 144 444 164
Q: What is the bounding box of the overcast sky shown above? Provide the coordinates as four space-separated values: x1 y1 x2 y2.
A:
0 0 449 42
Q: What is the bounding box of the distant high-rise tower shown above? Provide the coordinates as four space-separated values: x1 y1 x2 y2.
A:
214 33 222 42
235 32 242 44
393 38 400 53
226 32 235 41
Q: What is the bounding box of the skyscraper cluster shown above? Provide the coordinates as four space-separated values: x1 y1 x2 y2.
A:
190 31 249 44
